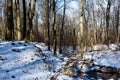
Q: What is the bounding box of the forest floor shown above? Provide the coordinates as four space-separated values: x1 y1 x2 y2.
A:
0 40 120 80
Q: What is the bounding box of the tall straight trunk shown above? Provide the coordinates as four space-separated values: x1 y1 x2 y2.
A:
106 0 111 42
46 0 50 50
27 0 36 41
16 0 21 40
79 0 85 58
59 0 65 53
5 0 14 40
80 0 85 42
2 0 7 39
73 28 76 50
52 0 57 56
22 0 26 40
115 4 119 42
92 0 97 44
26 0 32 41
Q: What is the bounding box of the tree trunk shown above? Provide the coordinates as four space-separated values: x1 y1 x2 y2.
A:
52 0 57 56
59 0 66 53
26 0 36 41
5 0 14 40
80 0 85 44
79 0 85 58
22 0 26 40
106 0 111 43
115 3 120 42
92 0 97 44
46 0 51 50
73 28 76 50
16 0 21 40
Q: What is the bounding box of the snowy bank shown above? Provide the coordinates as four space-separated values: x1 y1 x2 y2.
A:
0 41 65 80
83 44 120 69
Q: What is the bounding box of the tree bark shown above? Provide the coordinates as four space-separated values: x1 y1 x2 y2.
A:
80 0 85 44
16 0 21 40
46 0 51 50
52 0 57 56
115 3 120 42
59 0 66 53
5 0 14 40
22 0 26 40
106 0 111 43
73 28 76 50
26 0 36 41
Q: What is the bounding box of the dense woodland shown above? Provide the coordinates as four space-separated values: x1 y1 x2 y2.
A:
0 0 120 55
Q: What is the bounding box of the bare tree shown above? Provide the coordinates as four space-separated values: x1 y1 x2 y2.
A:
106 0 112 43
5 0 14 40
22 0 26 40
16 0 21 40
115 0 120 42
59 0 66 53
52 0 57 56
44 0 51 50
79 0 85 45
26 0 36 41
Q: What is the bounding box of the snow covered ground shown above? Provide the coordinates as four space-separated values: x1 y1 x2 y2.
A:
83 44 120 68
0 40 120 80
0 40 65 80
